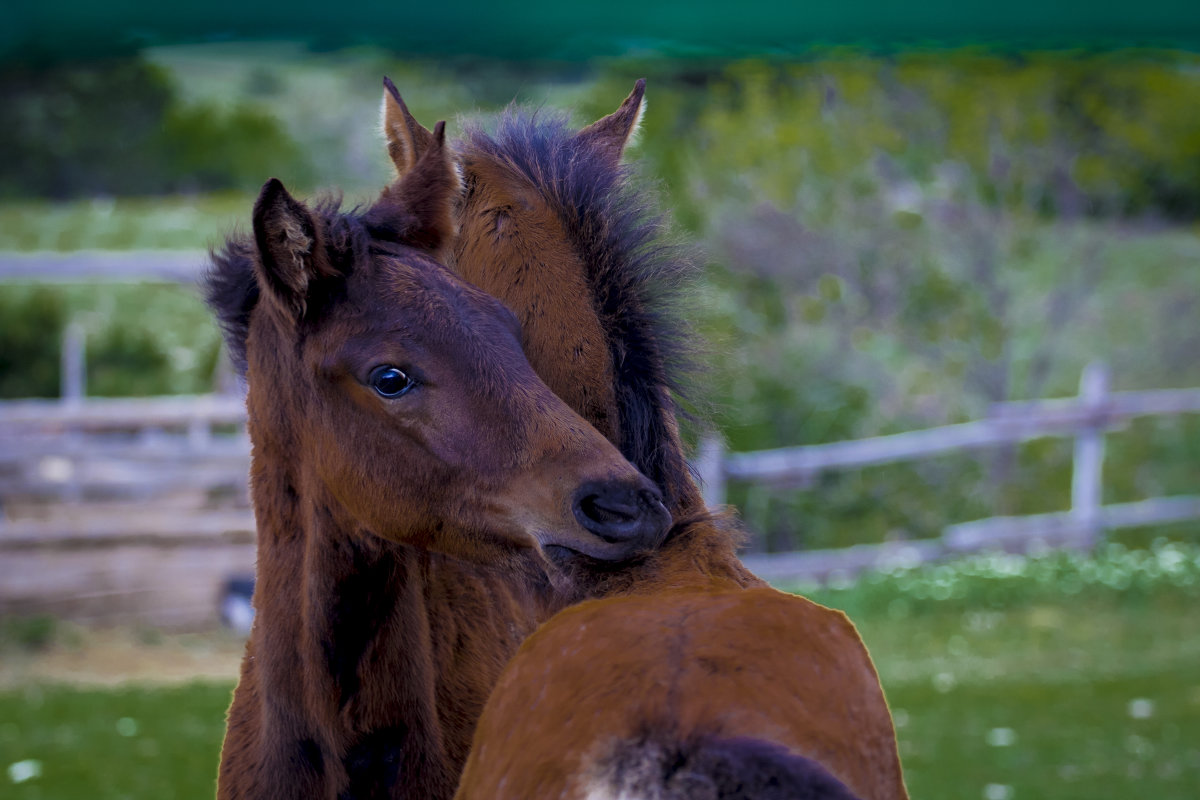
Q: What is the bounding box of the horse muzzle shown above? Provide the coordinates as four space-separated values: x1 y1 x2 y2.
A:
537 477 671 562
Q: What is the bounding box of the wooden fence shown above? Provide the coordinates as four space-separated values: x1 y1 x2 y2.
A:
3 363 1199 622
697 363 1200 583
0 393 254 628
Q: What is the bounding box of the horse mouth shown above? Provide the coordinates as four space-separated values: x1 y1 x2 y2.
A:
540 542 646 571
536 496 671 564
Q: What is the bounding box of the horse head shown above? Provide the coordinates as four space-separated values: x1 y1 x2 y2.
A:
207 122 670 566
380 79 707 530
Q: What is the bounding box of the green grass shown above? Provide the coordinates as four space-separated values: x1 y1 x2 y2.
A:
808 542 1200 798
2 547 1198 799
0 683 229 800
0 195 257 252
849 596 1200 799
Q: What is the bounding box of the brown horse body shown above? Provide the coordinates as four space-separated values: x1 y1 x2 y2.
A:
384 86 907 798
456 583 907 800
205 124 670 799
208 78 905 799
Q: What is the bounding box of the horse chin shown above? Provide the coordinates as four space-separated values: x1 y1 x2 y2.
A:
535 531 646 565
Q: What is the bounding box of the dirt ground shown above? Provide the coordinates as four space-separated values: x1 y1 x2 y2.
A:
0 625 245 687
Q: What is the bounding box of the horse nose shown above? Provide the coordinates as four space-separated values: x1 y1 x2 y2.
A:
572 479 671 550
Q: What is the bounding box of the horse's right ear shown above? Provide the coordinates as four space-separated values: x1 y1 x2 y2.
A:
574 79 646 166
252 178 333 319
379 120 459 257
382 77 437 177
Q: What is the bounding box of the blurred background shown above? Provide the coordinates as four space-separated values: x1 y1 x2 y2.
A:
1 3 1199 799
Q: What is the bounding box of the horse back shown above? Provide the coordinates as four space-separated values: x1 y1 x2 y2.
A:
455 587 907 800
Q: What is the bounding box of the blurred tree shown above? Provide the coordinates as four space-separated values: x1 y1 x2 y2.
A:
0 55 311 198
626 53 1200 548
87 325 173 397
0 287 64 398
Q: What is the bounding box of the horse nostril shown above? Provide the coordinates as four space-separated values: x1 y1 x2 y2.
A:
573 482 670 547
578 494 638 529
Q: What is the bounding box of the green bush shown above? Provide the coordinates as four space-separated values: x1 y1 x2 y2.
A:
0 56 311 199
802 539 1200 619
0 286 64 398
0 283 223 399
605 53 1200 550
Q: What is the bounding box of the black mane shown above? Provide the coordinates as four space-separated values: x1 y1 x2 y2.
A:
204 235 260 374
203 194 426 373
461 109 701 510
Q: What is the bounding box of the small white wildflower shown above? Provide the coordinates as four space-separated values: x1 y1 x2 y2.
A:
986 727 1017 747
933 672 956 693
1128 699 1155 720
7 759 42 784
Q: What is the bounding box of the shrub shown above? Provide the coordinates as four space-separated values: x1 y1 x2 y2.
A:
0 286 64 398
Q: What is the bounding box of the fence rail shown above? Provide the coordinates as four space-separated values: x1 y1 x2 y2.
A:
700 363 1200 583
0 250 209 283
0 391 253 627
0 394 247 431
3 364 1199 610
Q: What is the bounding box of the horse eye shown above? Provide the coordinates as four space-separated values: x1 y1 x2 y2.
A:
368 365 415 398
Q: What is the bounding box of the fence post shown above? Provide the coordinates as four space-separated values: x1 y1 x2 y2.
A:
61 321 86 403
696 435 727 510
1071 361 1109 549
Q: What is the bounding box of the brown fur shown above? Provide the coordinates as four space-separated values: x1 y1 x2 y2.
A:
383 81 706 518
381 82 763 601
206 124 672 800
455 581 908 800
382 87 907 800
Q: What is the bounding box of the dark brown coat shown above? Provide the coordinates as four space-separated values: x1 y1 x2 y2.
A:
206 123 669 800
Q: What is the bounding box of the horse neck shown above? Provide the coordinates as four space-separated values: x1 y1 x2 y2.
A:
241 391 554 797
453 155 705 517
245 416 439 731
453 158 621 445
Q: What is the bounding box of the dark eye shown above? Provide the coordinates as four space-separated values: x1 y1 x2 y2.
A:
368 365 415 398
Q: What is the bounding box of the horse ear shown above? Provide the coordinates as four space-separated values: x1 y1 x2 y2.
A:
381 120 459 255
252 178 330 319
382 76 438 177
575 79 646 165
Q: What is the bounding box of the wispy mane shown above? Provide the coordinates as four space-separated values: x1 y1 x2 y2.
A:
461 109 702 510
203 194 427 373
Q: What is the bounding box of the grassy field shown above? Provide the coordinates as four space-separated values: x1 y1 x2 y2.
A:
856 596 1200 799
2 545 1197 800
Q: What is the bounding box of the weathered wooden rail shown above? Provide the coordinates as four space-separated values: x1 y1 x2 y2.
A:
0 250 209 283
3 364 1198 621
699 364 1200 583
0 393 254 628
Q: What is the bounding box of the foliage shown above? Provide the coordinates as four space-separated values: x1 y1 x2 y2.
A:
0 616 57 653
0 49 1197 548
0 287 64 398
802 538 1200 619
0 56 311 199
616 53 1200 549
0 283 222 399
0 194 254 251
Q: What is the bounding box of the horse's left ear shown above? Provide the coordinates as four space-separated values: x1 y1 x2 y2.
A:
380 120 459 255
251 179 336 320
575 79 646 165
382 77 437 177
